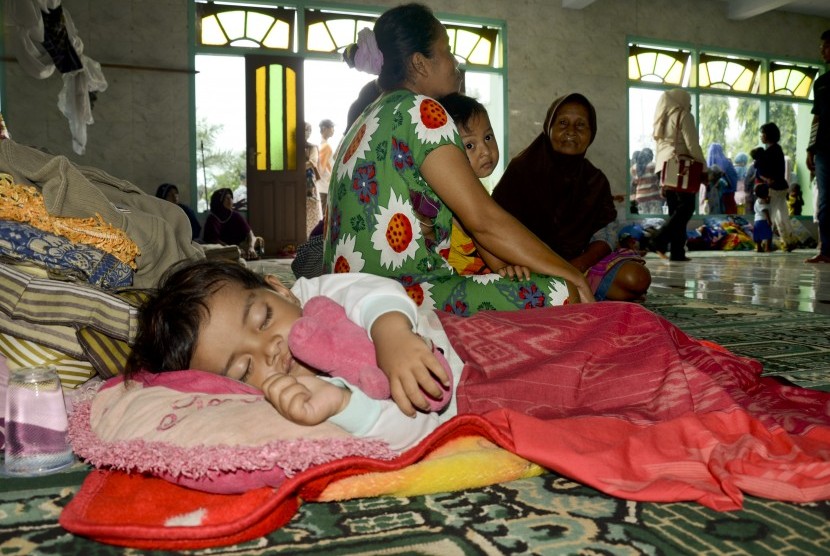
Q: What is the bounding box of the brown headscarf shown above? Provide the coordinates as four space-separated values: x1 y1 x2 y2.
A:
492 93 617 261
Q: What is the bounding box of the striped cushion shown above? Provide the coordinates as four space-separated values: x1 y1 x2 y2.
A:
0 333 96 389
77 327 132 379
0 263 150 380
0 263 139 341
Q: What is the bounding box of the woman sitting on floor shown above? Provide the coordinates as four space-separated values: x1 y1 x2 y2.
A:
202 188 264 261
323 3 593 314
492 93 651 301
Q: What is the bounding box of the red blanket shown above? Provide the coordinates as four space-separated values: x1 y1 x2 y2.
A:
440 302 830 510
60 302 830 549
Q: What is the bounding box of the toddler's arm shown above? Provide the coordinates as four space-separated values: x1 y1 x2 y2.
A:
261 373 351 426
263 373 442 452
371 312 450 417
290 273 450 416
327 377 443 452
473 237 531 280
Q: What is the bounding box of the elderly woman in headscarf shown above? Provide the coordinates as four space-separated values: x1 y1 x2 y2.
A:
492 93 651 301
649 89 708 262
202 188 264 260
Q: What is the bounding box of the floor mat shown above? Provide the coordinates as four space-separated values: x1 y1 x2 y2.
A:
645 293 830 391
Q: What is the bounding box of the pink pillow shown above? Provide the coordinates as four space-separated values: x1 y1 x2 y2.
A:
68 370 396 493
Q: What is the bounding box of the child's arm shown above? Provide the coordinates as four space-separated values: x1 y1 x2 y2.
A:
291 273 450 416
371 312 450 417
261 373 351 426
263 373 442 452
473 237 531 280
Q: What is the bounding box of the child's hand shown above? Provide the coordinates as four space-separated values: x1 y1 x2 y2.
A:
497 264 531 281
261 373 351 426
371 312 449 417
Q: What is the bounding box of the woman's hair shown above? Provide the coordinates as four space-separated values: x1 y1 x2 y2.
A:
155 183 178 200
634 148 653 176
209 188 233 214
373 3 445 91
125 260 269 379
439 93 487 131
760 122 781 143
346 79 383 129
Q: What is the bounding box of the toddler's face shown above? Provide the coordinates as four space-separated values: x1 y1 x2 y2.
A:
189 276 304 390
460 112 499 178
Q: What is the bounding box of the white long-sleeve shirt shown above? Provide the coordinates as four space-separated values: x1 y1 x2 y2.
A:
289 273 462 452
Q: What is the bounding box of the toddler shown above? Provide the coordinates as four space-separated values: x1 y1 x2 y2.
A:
127 260 456 452
753 183 773 252
439 93 529 280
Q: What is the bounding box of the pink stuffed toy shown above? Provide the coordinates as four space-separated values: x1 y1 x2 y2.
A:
287 296 453 411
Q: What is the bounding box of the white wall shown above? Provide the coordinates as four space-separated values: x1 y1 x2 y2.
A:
3 0 828 202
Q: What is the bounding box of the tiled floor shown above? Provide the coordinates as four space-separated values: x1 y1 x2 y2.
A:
253 250 830 315
645 249 830 315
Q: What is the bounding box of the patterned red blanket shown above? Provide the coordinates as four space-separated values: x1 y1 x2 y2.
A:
439 302 830 510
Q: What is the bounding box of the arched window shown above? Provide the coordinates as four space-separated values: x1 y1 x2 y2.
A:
445 25 499 67
305 10 374 54
303 11 499 68
698 53 760 93
197 3 295 49
768 62 819 98
626 39 821 219
628 45 690 85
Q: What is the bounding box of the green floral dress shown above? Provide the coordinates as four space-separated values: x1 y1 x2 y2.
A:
323 89 571 315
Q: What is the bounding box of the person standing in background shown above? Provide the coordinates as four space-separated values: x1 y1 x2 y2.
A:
759 122 798 251
317 119 335 211
806 29 830 264
649 89 707 262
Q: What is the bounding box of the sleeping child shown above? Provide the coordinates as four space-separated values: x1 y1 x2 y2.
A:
438 93 530 280
127 260 457 452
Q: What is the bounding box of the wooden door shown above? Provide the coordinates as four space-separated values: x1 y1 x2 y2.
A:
245 55 305 255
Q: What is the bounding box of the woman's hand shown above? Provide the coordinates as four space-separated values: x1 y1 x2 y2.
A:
571 276 596 304
371 312 449 417
261 373 351 426
421 145 593 292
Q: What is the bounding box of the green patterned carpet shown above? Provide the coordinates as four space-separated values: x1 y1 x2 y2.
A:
2 294 829 555
645 293 830 392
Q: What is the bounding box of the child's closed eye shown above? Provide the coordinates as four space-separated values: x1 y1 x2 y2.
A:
260 305 273 330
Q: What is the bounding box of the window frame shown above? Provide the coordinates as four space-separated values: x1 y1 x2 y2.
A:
189 0 509 208
626 37 821 219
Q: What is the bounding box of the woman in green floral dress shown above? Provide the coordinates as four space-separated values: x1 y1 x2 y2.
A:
323 3 592 315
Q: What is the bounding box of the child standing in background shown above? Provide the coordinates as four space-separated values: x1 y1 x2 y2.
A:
438 93 529 279
753 183 773 252
788 183 804 216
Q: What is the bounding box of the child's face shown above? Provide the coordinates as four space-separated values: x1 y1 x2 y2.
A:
189 275 304 390
460 112 499 178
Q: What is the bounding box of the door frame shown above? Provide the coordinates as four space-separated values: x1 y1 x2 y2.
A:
245 54 306 255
